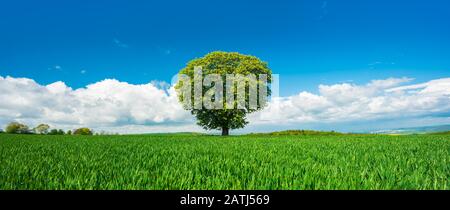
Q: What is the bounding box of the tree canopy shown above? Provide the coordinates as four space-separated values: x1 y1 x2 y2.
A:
5 122 30 134
73 127 93 135
34 124 50 134
175 51 272 135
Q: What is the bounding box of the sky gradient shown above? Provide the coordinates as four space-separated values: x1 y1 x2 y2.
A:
1 0 449 133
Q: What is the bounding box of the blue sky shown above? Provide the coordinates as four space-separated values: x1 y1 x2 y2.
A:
0 0 450 133
1 0 449 95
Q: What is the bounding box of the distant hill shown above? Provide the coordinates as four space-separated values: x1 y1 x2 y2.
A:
429 131 450 135
371 125 450 134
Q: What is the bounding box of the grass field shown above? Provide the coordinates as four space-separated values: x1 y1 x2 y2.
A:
0 133 449 190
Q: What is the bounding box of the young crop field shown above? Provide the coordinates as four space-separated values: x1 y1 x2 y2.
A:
0 134 449 190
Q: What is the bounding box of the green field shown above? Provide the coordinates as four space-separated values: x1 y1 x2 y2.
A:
0 133 449 190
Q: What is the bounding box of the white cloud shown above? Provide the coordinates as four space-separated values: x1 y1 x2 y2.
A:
0 76 192 130
250 77 450 126
113 38 129 48
319 1 328 20
0 75 449 133
48 65 62 71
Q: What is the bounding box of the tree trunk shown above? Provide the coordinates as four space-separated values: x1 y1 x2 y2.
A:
221 127 229 136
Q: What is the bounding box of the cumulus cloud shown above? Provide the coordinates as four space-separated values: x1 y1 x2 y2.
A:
250 77 450 125
0 75 449 133
0 76 192 130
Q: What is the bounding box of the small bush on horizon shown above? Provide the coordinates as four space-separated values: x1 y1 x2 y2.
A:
73 127 93 135
430 131 450 135
247 129 345 136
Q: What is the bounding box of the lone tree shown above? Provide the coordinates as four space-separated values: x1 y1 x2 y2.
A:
175 51 272 136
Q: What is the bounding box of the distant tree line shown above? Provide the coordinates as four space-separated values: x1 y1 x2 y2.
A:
247 130 344 136
2 122 95 135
